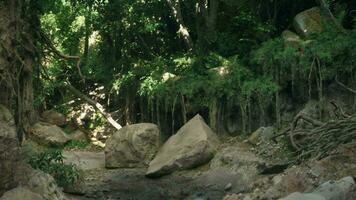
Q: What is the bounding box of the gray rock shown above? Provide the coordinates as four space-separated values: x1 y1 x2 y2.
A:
314 176 355 200
0 187 44 200
68 129 87 141
0 106 20 196
41 110 67 126
146 114 220 178
105 123 160 168
248 126 276 145
24 169 68 200
64 151 105 170
293 7 323 37
30 122 71 146
225 183 233 191
0 104 14 125
282 30 302 48
280 192 326 200
210 144 264 183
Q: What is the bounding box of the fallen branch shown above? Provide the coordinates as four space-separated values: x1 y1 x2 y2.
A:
330 100 350 118
287 111 356 161
289 113 325 150
335 76 356 94
64 82 122 131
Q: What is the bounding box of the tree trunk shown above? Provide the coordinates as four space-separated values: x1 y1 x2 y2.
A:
0 0 38 142
166 0 194 51
196 0 220 54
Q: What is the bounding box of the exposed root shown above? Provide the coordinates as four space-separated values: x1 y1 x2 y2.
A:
288 112 356 161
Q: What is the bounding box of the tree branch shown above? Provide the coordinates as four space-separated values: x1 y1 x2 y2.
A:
64 82 122 131
335 76 356 94
39 31 85 82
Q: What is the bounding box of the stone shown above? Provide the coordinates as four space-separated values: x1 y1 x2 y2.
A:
68 129 87 141
24 169 68 200
210 143 264 184
146 114 220 178
42 110 67 126
64 151 105 170
223 194 243 200
30 122 71 146
105 123 160 168
293 7 323 37
0 104 14 125
225 183 233 191
279 176 355 200
63 172 86 195
282 30 302 48
263 167 316 199
0 106 20 196
0 187 44 200
280 192 326 200
248 126 276 145
314 176 355 200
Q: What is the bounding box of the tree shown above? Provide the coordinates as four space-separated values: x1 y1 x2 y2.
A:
0 0 39 142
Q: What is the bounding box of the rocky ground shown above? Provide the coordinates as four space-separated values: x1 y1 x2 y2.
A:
63 137 356 200
1 106 356 200
63 139 253 200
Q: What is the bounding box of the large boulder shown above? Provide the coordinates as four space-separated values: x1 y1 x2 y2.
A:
0 105 21 196
0 187 44 200
41 110 67 126
14 168 69 200
293 7 323 37
105 123 160 168
30 122 71 146
146 114 220 178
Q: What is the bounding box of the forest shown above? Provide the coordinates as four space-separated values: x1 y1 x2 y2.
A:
0 0 356 200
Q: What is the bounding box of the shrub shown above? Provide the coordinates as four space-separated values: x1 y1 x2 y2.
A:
28 149 79 187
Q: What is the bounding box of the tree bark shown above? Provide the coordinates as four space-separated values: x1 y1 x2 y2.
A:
0 0 38 142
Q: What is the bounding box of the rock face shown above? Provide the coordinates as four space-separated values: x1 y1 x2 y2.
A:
105 123 160 168
42 110 67 126
293 7 323 37
0 105 21 196
30 122 71 146
146 114 220 178
0 187 44 200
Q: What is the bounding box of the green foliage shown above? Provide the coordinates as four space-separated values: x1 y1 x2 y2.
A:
28 149 79 187
35 0 356 134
